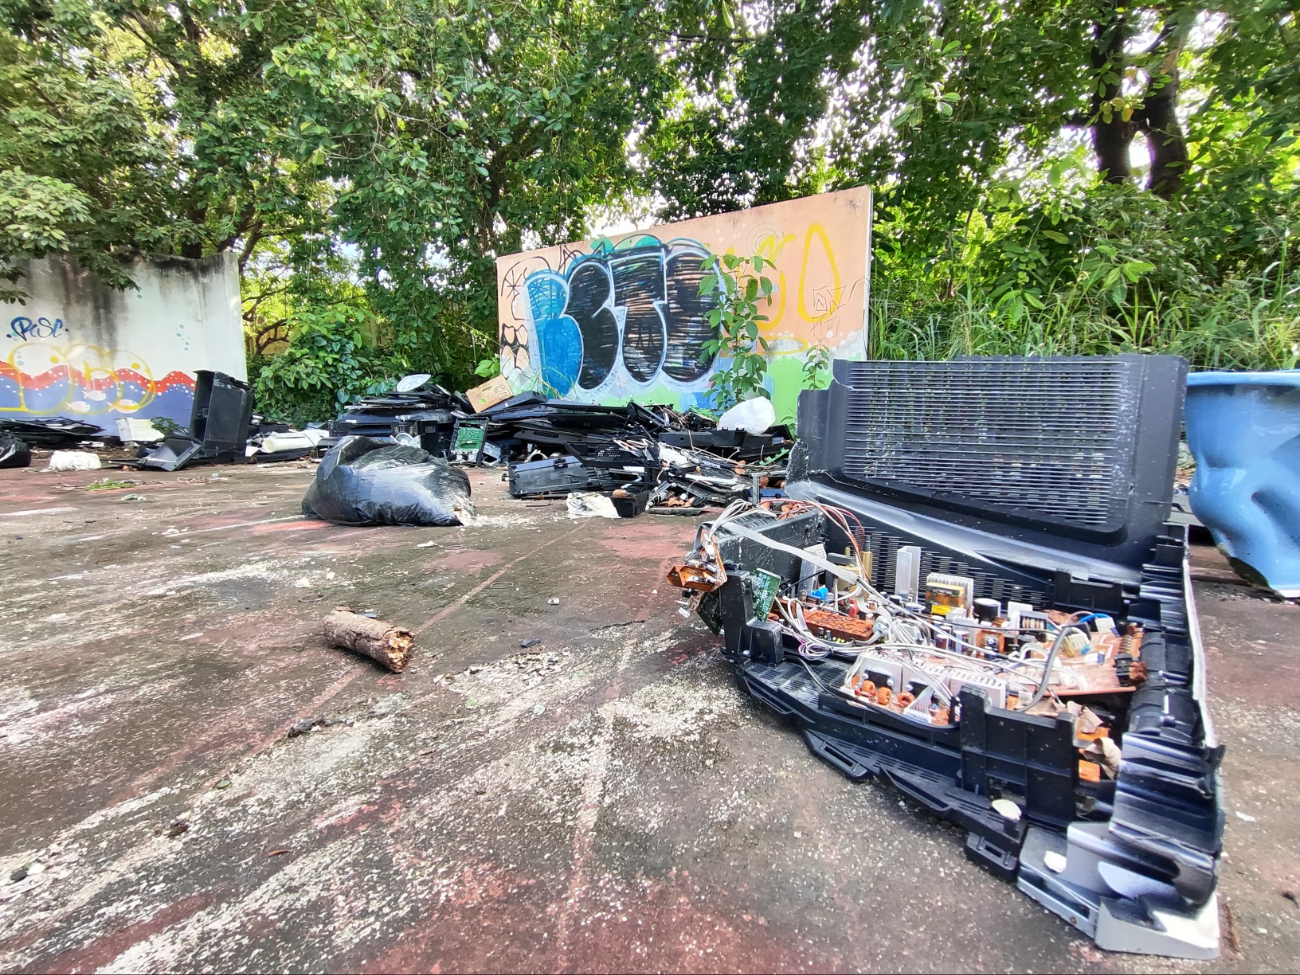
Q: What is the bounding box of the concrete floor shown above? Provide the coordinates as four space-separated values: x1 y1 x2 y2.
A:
0 460 1296 973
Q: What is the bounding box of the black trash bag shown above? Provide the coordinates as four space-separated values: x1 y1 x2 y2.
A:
302 436 473 526
0 433 32 469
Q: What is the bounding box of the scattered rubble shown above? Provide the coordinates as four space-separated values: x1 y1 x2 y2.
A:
287 717 328 738
86 477 136 491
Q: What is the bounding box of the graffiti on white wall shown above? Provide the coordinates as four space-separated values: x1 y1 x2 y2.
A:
0 254 243 428
1 329 196 418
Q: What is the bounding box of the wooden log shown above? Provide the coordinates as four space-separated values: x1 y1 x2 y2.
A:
323 607 414 672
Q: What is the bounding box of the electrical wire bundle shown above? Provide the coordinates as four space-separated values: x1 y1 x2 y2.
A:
705 499 1089 713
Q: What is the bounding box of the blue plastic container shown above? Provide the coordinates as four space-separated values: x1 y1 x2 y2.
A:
1185 370 1300 596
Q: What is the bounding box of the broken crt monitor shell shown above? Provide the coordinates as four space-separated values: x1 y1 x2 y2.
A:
669 356 1222 959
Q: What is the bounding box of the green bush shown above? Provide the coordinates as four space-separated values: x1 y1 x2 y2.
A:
250 304 407 426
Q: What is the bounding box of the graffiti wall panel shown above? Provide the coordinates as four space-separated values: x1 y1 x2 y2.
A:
0 253 245 430
565 263 619 391
496 187 872 418
662 246 716 384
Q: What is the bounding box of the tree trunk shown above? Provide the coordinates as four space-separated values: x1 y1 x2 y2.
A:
1139 58 1188 198
1093 113 1134 185
1090 12 1135 184
323 608 415 672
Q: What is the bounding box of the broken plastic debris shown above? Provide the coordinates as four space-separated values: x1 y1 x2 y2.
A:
547 597 560 605
991 798 1022 822
520 638 542 648
1044 851 1068 873
717 395 775 435
287 717 326 737
1235 810 1257 822
533 704 545 715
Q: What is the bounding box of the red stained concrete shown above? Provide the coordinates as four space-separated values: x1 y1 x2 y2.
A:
0 461 1296 973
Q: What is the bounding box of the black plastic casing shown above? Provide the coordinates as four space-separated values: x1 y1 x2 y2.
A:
704 355 1222 931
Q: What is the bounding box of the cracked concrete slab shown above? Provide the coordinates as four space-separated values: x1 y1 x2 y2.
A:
0 462 1296 972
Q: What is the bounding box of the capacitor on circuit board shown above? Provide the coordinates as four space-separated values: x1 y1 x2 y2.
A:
963 599 1001 654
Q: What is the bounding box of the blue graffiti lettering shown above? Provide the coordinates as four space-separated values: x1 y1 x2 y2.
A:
522 237 721 397
526 271 583 395
7 316 66 341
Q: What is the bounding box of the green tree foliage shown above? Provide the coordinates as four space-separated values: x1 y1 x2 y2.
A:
3 0 1297 401
251 300 401 426
3 0 697 393
647 0 1298 368
261 0 686 382
1 0 330 289
1 0 169 295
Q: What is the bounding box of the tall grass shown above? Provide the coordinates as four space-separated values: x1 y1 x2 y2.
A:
870 260 1300 370
870 188 1300 372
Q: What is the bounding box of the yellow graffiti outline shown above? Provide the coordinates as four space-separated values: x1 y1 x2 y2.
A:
763 335 810 358
797 224 843 324
754 232 795 332
2 343 156 414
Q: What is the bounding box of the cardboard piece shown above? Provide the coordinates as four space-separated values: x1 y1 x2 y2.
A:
466 375 514 413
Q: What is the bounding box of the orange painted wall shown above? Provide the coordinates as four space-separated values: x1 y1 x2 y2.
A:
495 187 872 419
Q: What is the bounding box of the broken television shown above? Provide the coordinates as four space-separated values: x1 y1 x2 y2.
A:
671 356 1223 959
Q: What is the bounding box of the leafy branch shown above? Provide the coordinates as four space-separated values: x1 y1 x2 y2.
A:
698 251 775 413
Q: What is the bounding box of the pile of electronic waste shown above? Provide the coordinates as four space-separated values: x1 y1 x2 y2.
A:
318 377 793 515
668 355 1223 959
0 415 105 449
320 374 473 449
489 396 791 513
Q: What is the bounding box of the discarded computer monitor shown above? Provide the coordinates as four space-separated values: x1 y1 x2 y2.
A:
139 370 253 471
669 355 1222 958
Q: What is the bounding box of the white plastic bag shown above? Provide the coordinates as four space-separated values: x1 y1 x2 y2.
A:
566 492 620 519
46 451 101 471
718 396 776 435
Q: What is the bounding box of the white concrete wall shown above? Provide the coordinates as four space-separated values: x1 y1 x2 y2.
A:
0 252 245 432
